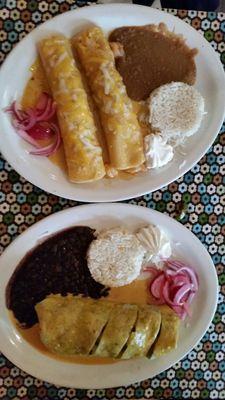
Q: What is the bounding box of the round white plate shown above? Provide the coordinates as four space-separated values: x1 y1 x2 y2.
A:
0 203 218 388
0 5 225 202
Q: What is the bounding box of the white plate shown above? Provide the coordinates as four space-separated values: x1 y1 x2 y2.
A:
0 4 225 202
0 203 218 388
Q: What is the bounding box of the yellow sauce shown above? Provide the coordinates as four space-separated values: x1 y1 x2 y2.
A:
21 58 67 172
108 278 149 304
21 59 50 109
11 278 149 365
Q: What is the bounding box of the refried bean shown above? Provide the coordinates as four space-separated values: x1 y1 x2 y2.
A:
6 226 109 327
109 23 198 101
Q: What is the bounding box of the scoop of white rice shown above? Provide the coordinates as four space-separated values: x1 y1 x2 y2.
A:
148 82 205 142
87 228 146 287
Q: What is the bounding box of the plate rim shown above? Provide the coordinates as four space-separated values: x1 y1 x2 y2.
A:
0 4 225 202
0 203 219 388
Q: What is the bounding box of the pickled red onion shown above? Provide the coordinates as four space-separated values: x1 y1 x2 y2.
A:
146 260 199 320
174 283 193 304
4 93 60 157
150 273 166 299
11 109 36 131
35 93 57 121
5 101 27 121
29 123 61 156
165 260 199 291
16 128 41 148
28 122 54 140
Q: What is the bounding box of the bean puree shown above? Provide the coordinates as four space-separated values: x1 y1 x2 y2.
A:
109 23 198 101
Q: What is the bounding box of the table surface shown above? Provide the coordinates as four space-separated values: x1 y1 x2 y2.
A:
0 1 224 399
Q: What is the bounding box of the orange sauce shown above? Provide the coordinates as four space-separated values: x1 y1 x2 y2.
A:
108 278 149 304
11 279 149 365
15 321 116 365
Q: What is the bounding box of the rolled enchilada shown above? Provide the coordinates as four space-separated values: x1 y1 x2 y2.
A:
122 306 161 359
94 304 138 358
38 34 105 182
152 306 180 357
72 27 145 171
36 295 180 359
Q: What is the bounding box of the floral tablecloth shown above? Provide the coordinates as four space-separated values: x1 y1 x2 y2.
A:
0 1 224 399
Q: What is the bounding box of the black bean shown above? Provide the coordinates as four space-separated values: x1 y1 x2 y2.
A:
6 226 108 327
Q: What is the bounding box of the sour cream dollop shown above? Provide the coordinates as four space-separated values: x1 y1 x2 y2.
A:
136 225 172 268
144 134 174 169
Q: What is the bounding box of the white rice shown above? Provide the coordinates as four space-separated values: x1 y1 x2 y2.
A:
87 228 146 287
148 82 205 145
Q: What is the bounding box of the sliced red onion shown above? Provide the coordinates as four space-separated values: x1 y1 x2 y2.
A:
28 122 54 140
188 290 196 302
168 273 191 287
172 304 187 320
146 259 199 320
11 111 36 131
35 98 57 122
165 260 198 290
16 129 40 148
35 93 57 122
36 92 49 110
173 284 193 305
4 94 60 157
29 122 61 156
150 273 166 300
162 280 174 306
176 267 198 291
5 93 56 129
169 283 184 301
5 101 27 121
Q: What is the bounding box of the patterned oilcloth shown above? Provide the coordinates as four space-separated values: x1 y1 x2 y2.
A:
0 1 225 399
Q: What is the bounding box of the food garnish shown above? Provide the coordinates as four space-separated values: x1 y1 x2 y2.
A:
137 225 171 267
5 93 61 156
145 259 199 320
144 134 174 169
